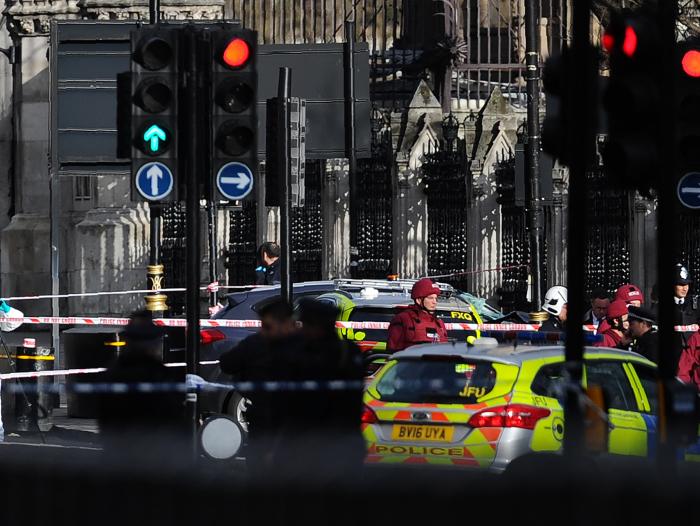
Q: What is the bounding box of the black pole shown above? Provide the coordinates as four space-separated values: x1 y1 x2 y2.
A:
278 67 293 305
145 204 167 317
207 201 218 307
344 21 358 272
145 0 166 316
183 26 201 455
524 0 543 310
563 0 596 457
149 0 160 25
656 0 679 473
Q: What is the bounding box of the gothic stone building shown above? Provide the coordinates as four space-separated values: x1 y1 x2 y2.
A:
0 1 672 316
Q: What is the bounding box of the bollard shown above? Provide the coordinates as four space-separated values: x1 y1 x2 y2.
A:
15 338 54 432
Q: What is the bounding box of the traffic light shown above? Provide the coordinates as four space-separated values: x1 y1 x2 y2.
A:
210 27 257 202
129 27 179 201
601 9 661 195
676 39 700 183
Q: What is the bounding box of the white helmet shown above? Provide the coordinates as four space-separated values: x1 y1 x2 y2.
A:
542 286 568 316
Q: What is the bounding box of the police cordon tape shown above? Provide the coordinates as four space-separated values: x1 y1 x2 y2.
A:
2 316 697 333
0 316 548 331
0 361 221 381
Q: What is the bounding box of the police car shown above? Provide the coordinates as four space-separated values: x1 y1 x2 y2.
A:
362 340 661 472
315 279 490 352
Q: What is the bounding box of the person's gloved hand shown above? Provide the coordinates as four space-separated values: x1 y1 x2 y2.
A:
0 301 11 314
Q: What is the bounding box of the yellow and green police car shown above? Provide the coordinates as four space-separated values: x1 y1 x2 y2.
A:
315 281 486 353
362 339 663 472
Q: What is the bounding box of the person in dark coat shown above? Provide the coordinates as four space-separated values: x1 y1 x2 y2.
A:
673 264 699 365
98 310 185 466
628 306 659 363
218 298 299 445
387 278 448 351
254 241 282 285
584 288 610 331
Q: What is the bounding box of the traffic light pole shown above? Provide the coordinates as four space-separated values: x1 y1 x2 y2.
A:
278 67 293 305
563 0 596 457
345 21 358 274
144 0 167 318
183 26 201 456
656 0 679 474
524 0 543 311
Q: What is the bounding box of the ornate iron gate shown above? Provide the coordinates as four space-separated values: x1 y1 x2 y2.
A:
495 158 531 312
226 201 258 286
352 108 393 278
161 203 187 316
423 115 470 290
583 169 631 296
291 160 324 282
679 212 700 283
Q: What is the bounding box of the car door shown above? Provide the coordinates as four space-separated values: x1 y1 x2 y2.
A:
585 360 649 456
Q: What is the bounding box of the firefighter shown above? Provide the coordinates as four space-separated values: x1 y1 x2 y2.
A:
597 283 645 335
594 300 629 348
615 283 644 307
387 278 448 352
673 263 698 367
539 286 568 332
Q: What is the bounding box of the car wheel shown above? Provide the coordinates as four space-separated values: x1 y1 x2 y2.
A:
223 391 250 434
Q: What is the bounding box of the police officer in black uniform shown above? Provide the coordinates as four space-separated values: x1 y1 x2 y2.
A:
255 242 281 285
628 306 659 363
673 264 699 366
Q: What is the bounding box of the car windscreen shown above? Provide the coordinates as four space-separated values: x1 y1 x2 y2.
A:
375 359 498 404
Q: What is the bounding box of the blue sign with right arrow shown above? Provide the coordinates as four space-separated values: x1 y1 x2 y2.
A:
216 162 254 200
677 172 700 210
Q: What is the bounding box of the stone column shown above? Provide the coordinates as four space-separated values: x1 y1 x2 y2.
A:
322 159 350 279
392 154 427 278
1 34 52 315
630 197 657 301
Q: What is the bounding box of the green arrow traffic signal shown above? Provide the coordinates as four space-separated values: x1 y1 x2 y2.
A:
138 122 170 155
143 124 167 153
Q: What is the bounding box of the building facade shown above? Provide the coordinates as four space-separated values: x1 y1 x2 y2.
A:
0 0 668 316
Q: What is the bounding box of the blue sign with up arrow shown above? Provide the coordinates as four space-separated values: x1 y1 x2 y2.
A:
216 162 254 200
135 162 174 201
678 172 700 210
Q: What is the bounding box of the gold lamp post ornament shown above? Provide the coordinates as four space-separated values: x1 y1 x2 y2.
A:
145 264 168 314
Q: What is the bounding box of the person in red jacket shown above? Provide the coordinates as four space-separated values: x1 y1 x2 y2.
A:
677 331 700 388
594 300 630 348
387 278 448 352
597 283 645 335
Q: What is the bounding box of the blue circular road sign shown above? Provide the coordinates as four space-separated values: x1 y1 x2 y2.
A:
135 162 174 201
677 172 700 210
216 162 254 200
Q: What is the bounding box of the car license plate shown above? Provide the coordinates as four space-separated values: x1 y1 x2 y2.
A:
391 424 454 442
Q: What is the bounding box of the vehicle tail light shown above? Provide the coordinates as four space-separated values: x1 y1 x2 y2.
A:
200 329 226 345
361 406 379 424
468 404 551 430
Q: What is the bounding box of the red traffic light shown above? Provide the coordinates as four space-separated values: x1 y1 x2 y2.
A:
682 49 700 77
602 26 638 58
222 38 250 68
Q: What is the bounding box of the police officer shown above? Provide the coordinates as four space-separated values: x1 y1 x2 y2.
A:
539 286 568 332
387 278 448 352
627 306 658 363
669 264 698 368
255 241 281 285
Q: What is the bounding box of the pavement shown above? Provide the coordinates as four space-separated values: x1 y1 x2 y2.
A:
2 406 100 449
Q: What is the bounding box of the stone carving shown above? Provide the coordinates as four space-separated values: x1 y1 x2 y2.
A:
7 0 224 35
